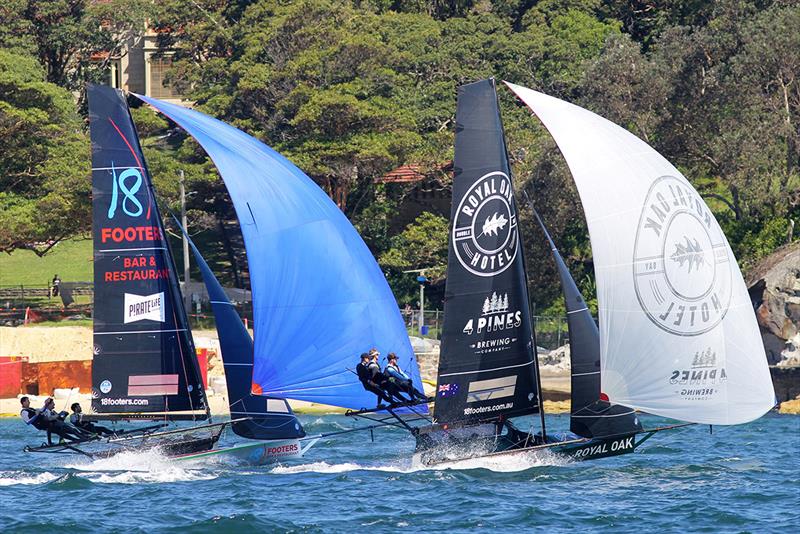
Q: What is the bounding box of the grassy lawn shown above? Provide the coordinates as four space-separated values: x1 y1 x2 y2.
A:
0 239 93 287
33 318 93 327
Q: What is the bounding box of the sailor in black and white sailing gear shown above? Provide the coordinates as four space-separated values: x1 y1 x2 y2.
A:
39 398 92 444
19 397 49 431
384 353 427 402
357 352 392 407
70 403 115 436
367 349 406 405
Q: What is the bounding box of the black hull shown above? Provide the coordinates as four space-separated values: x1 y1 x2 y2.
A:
89 433 220 460
24 422 226 460
414 429 660 467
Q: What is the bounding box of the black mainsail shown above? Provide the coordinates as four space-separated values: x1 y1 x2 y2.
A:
89 84 207 418
529 207 641 438
434 79 540 425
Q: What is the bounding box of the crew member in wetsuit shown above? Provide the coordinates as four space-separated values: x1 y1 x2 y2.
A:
70 403 115 437
383 353 428 402
20 396 49 433
368 349 406 405
40 398 91 444
356 352 391 407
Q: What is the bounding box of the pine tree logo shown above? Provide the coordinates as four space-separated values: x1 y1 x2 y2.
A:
691 347 716 368
482 292 510 315
452 171 518 277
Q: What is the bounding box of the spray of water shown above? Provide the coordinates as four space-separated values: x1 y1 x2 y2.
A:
271 447 568 475
63 449 218 484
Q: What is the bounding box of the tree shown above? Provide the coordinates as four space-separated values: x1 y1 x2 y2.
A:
0 0 154 92
379 211 449 304
0 50 90 255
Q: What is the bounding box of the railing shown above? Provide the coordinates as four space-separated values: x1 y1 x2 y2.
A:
0 283 578 351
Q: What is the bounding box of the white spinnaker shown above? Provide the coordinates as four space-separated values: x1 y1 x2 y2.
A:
506 81 775 425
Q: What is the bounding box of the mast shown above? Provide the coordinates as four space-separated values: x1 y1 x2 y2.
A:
520 192 547 440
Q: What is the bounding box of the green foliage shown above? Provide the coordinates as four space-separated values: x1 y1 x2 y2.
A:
0 0 795 313
0 50 90 255
380 210 448 310
380 211 450 281
0 0 156 91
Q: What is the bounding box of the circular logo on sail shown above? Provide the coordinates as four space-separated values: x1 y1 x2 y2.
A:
99 380 113 394
452 171 518 277
633 175 732 336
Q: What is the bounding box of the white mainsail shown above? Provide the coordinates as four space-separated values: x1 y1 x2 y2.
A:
506 81 775 425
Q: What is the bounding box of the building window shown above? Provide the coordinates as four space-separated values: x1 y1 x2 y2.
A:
110 59 122 89
149 57 180 99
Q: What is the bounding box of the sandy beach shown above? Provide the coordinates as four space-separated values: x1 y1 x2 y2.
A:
0 325 575 417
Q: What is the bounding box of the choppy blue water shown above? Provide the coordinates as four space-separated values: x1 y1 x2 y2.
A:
1 413 798 533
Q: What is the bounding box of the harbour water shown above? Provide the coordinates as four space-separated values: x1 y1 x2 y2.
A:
1 413 797 532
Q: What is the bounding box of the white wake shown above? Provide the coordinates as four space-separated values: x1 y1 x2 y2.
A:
64 449 217 484
271 449 567 475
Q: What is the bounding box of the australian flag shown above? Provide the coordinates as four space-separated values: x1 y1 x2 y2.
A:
438 383 459 397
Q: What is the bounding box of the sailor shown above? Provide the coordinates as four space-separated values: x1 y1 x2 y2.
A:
384 353 427 402
70 403 115 437
356 352 391 407
39 398 92 444
19 396 50 432
368 349 406 405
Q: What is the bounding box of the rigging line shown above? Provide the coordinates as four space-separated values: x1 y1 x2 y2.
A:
572 411 637 418
346 412 409 431
518 190 548 441
402 402 433 425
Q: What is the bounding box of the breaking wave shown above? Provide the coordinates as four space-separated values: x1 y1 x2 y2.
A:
0 471 60 486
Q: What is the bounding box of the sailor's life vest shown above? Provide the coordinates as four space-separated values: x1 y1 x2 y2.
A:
367 362 385 385
21 408 49 431
356 362 370 384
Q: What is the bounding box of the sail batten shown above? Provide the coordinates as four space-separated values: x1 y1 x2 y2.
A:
135 94 424 411
506 81 775 425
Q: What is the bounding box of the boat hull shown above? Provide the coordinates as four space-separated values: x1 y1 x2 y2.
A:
414 432 643 467
173 438 312 466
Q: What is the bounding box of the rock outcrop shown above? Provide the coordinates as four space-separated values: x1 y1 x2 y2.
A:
747 243 800 365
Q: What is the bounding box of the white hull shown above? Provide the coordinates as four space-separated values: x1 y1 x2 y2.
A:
173 437 319 466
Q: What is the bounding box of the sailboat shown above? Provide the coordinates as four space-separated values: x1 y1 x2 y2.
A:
121 92 429 463
24 84 231 459
357 78 774 466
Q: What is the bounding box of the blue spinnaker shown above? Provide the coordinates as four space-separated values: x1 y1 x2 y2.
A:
177 219 305 439
136 95 424 411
